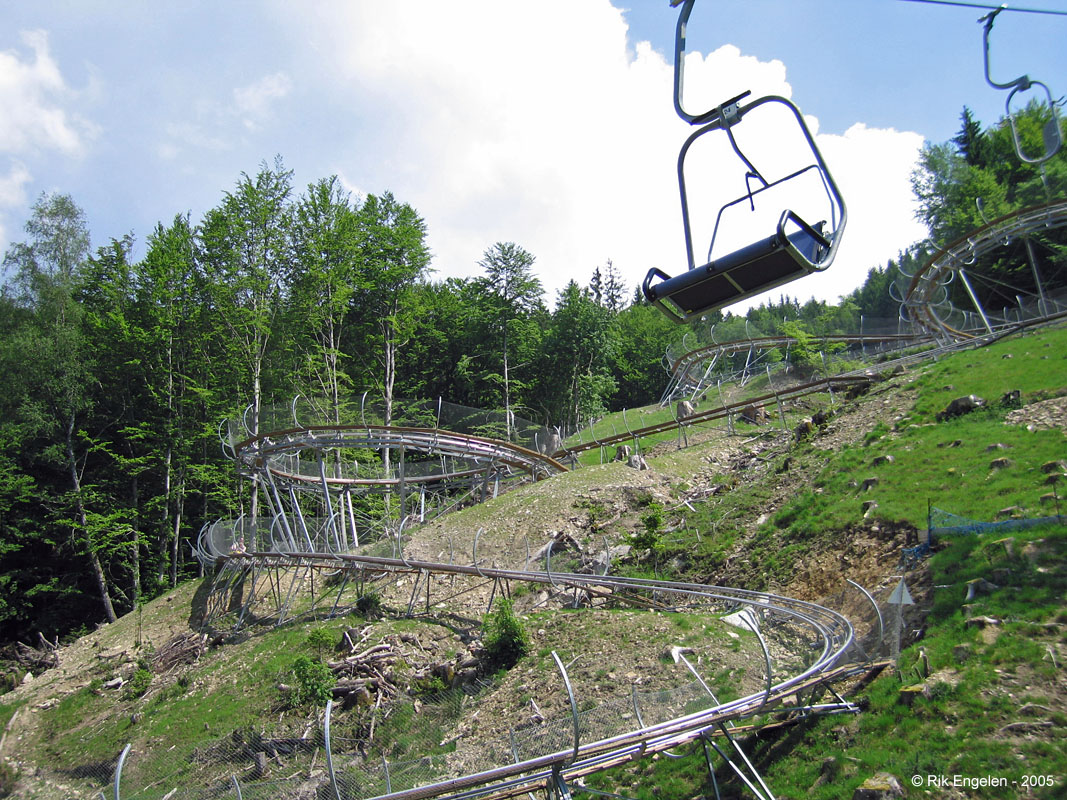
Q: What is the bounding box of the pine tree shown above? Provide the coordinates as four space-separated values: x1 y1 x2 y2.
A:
953 106 987 167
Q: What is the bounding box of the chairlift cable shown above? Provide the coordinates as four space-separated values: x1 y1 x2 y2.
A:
896 0 1067 17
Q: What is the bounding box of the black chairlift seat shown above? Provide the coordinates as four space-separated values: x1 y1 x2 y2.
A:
641 92 846 324
644 211 829 323
644 0 847 324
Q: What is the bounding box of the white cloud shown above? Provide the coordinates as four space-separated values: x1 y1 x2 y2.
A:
234 72 293 129
0 160 32 247
0 30 92 157
158 71 293 157
334 171 367 204
0 161 31 208
280 1 929 309
0 29 98 254
162 121 231 156
806 123 928 305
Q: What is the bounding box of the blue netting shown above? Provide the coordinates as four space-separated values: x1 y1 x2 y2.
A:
899 507 1065 567
929 507 1065 538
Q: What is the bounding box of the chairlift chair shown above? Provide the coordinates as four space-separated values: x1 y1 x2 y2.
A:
981 7 1063 166
644 0 847 323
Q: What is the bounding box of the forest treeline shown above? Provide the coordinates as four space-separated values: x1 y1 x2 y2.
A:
0 106 1063 647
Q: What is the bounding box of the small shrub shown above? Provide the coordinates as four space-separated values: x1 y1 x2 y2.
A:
413 675 447 698
926 681 955 702
0 672 17 696
641 501 664 532
305 628 335 659
863 422 889 446
482 597 530 669
289 655 334 708
630 501 665 553
124 663 153 699
577 498 609 531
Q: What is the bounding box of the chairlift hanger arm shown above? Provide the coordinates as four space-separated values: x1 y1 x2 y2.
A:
672 0 755 126
671 0 698 124
706 163 835 263
981 6 1031 92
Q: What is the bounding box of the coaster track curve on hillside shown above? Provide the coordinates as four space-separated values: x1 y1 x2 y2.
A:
174 199 1067 800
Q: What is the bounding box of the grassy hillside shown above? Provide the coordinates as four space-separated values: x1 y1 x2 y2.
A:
1 322 1065 799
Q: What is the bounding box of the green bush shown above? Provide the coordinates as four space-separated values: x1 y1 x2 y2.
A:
630 501 665 553
482 597 530 669
289 655 334 708
124 662 153 699
305 628 335 659
413 674 448 697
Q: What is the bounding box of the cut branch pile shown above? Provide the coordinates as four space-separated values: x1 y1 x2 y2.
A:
150 632 207 672
5 633 60 672
327 628 480 708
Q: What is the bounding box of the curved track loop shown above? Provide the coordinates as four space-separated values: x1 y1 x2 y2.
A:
195 201 1067 796
204 546 858 800
234 425 568 487
904 199 1067 339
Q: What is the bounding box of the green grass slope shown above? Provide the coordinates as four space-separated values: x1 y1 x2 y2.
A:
1 322 1065 799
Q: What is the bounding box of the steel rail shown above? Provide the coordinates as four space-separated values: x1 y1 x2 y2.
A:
665 332 929 385
904 200 1067 339
557 373 874 458
200 546 854 800
232 426 568 490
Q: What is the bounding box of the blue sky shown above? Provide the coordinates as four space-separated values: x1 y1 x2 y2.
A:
2 0 1064 309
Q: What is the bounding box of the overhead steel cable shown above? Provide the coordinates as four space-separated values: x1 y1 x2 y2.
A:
897 0 1067 16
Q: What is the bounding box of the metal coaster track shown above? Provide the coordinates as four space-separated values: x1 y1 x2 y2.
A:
194 546 864 800
902 199 1067 339
235 425 568 486
178 198 1067 800
555 372 875 460
658 330 930 406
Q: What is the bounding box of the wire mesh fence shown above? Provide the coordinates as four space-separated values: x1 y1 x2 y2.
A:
19 639 815 800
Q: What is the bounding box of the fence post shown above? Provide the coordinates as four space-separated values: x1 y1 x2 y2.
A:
622 407 638 453
767 365 787 434
113 743 131 800
551 651 580 765
821 351 836 407
473 528 486 578
717 381 734 436
737 612 773 712
325 699 342 800
846 579 884 661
